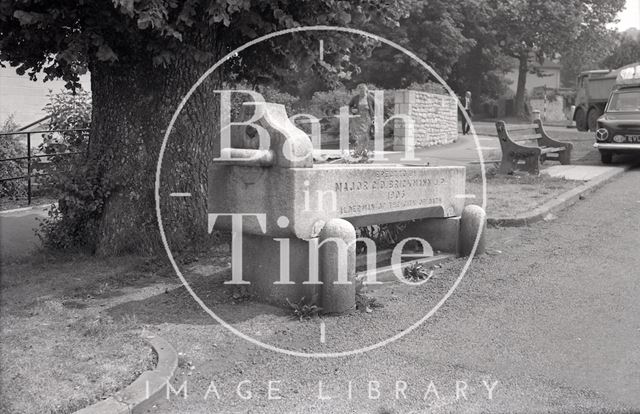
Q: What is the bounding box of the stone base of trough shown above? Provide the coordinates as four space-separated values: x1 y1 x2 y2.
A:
73 334 178 414
399 216 461 254
242 233 321 306
398 207 486 258
241 209 486 314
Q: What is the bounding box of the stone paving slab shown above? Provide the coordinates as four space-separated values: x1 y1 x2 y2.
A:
541 165 626 181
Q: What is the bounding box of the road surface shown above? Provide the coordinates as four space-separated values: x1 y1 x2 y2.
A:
0 205 49 263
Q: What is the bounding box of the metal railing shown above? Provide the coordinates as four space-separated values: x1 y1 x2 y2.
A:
0 116 90 205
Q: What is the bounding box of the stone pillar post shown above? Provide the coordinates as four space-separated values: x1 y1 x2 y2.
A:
319 219 356 313
459 205 486 256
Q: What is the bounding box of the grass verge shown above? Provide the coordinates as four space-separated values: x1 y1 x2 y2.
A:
0 253 169 414
465 164 581 218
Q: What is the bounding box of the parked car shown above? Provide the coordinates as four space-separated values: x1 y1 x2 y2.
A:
594 63 640 164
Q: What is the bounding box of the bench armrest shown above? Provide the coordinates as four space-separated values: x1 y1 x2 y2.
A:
534 119 574 150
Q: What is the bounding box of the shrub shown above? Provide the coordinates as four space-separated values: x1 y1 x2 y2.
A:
299 85 394 119
403 262 434 282
36 90 91 182
0 115 27 199
286 297 321 321
259 85 299 114
36 90 96 250
296 86 396 141
225 82 299 119
301 88 352 118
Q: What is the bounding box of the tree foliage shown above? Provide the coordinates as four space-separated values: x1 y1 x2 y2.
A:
490 0 625 116
35 91 94 250
560 30 618 87
602 35 640 69
0 0 411 88
448 0 514 108
0 115 27 199
352 0 473 89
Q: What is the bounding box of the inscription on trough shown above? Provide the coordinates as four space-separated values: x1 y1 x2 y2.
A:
333 170 449 216
299 166 465 230
208 164 466 239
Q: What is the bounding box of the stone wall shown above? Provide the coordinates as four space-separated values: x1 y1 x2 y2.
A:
393 90 458 150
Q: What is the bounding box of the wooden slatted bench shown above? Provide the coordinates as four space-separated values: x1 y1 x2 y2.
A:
495 119 573 175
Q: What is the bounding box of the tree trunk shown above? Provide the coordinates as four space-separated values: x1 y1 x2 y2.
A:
514 53 529 118
88 54 220 256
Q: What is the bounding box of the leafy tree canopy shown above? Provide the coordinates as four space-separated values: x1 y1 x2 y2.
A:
602 34 640 69
0 0 412 89
489 0 625 115
352 0 474 89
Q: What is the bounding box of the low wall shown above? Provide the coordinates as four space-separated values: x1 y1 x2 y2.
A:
393 90 458 150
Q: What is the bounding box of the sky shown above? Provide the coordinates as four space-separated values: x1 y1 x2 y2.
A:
616 0 640 31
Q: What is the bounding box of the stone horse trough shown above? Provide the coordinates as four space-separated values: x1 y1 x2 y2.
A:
209 102 485 314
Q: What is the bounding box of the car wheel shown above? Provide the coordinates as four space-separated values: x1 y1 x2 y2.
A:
575 108 587 131
600 150 613 164
587 107 602 132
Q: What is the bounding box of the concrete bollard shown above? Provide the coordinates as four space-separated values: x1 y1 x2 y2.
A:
319 219 356 314
459 205 487 257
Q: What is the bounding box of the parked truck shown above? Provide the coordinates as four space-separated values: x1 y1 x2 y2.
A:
574 68 620 131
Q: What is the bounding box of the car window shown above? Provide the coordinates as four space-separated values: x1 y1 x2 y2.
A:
607 90 640 112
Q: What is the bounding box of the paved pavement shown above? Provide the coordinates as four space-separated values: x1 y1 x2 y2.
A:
318 122 596 168
140 166 640 413
0 205 49 263
317 133 501 167
541 165 627 181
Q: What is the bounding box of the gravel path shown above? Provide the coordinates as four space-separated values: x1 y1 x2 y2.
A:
135 166 640 413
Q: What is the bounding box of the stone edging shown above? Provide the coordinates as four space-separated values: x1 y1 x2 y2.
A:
74 334 178 414
488 165 633 227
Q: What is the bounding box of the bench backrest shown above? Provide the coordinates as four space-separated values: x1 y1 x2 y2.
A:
495 121 543 146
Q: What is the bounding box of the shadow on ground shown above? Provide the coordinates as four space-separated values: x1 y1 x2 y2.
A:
106 268 289 326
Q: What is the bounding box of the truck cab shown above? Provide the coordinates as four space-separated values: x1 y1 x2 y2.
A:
594 63 640 164
574 69 618 131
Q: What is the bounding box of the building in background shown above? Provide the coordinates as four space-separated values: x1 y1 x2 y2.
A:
504 59 562 94
493 57 563 119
